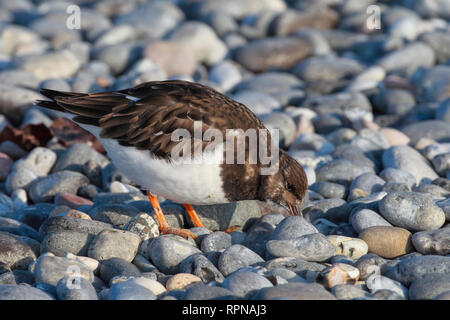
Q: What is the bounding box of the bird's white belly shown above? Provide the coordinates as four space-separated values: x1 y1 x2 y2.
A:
101 138 229 205
52 114 229 205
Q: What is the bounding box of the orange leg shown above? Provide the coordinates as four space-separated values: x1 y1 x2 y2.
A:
183 204 241 233
182 204 206 228
147 191 197 240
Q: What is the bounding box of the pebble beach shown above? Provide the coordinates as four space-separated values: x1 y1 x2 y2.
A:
0 0 449 301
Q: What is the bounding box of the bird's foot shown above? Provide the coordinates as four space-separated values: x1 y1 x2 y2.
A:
223 225 241 233
160 225 198 240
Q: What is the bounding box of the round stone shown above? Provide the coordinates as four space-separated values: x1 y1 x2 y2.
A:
147 235 201 274
56 276 98 300
409 273 450 300
222 271 273 298
378 192 445 231
88 229 141 262
411 228 450 255
266 233 336 262
166 273 202 291
218 245 264 277
327 235 368 260
359 226 414 259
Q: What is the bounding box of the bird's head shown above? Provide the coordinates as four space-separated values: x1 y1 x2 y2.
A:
258 150 308 216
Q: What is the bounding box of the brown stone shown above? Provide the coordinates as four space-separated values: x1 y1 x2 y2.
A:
269 8 339 36
235 37 310 72
360 226 414 258
166 273 202 291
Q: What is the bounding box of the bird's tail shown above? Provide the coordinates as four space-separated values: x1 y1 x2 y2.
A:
35 89 85 112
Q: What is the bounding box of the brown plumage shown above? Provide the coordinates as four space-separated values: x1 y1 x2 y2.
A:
36 80 308 216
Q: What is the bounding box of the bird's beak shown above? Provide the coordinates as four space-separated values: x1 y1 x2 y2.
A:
288 203 302 216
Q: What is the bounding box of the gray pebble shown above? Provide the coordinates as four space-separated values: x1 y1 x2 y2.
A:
218 245 264 277
271 216 318 240
40 230 93 257
409 273 450 300
379 192 445 231
29 170 89 203
34 255 94 286
201 231 232 253
89 204 140 229
388 255 450 286
108 278 156 300
266 233 336 262
411 228 450 255
350 209 392 234
179 253 224 283
222 271 272 298
99 257 141 286
184 284 236 300
0 284 53 300
148 235 201 274
88 229 141 262
253 282 336 300
0 231 36 270
56 276 98 300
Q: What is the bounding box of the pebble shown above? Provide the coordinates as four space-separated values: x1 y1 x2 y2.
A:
209 60 242 92
347 173 385 202
179 253 225 283
108 277 156 300
379 168 416 189
34 255 94 286
88 229 141 262
0 284 53 300
222 271 273 298
168 21 226 66
56 276 98 300
218 245 264 277
0 153 13 181
89 204 140 229
360 226 414 259
271 216 318 240
29 171 89 203
201 231 232 253
253 282 336 300
266 233 336 262
184 284 236 300
350 209 392 234
354 254 388 281
409 273 450 300
99 257 141 286
166 273 202 291
123 213 159 241
379 192 445 231
0 232 37 270
39 216 113 240
327 235 368 260
388 255 450 286
144 41 196 77
332 284 370 300
40 230 92 257
191 200 262 231
234 37 310 72
315 159 374 185
231 90 281 116
317 263 360 288
366 274 408 299
309 181 347 199
52 143 109 174
147 235 201 274
411 228 450 255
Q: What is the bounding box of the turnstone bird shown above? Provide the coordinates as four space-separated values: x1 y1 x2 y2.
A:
36 80 308 239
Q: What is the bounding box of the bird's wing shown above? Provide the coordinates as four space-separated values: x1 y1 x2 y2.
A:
36 80 267 160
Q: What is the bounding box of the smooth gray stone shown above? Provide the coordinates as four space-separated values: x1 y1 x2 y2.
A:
56 276 98 300
0 284 53 300
222 271 273 298
253 282 336 300
409 273 450 300
218 245 264 277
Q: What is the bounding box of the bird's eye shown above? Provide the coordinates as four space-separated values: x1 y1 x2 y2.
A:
286 182 295 192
